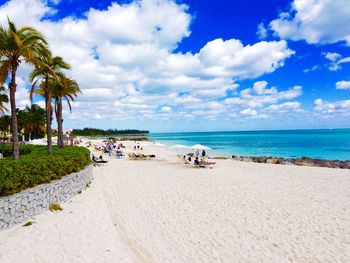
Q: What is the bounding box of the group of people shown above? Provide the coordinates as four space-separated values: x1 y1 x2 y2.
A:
133 142 143 151
87 140 126 160
183 149 215 167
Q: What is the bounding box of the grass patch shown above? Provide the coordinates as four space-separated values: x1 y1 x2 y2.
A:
49 203 63 212
77 190 82 194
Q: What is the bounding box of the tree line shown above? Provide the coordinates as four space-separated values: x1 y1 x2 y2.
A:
0 19 80 160
0 104 46 141
72 128 149 136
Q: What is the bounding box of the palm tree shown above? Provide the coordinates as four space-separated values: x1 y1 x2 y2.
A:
17 104 45 140
34 75 80 148
0 18 50 159
0 86 8 113
53 76 80 147
30 56 70 154
0 115 11 142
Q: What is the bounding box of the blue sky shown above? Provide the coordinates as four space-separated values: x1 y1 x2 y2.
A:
1 0 350 132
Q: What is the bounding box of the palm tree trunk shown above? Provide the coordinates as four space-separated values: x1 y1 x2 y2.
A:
55 101 60 147
9 66 19 160
57 97 64 148
45 77 52 155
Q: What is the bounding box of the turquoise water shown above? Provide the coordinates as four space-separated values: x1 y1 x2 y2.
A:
150 129 350 161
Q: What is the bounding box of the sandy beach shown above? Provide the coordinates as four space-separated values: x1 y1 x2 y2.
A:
0 141 349 262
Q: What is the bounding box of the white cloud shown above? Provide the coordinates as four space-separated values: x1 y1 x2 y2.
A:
256 22 268 39
270 0 350 45
0 0 296 125
336 81 350 90
323 52 350 71
314 98 350 115
266 101 301 112
325 52 341 62
160 106 172 113
240 108 257 116
303 65 320 73
197 39 294 79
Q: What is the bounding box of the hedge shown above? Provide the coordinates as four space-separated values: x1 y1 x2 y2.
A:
0 145 91 197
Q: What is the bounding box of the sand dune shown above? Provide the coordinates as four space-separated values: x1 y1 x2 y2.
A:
0 143 349 262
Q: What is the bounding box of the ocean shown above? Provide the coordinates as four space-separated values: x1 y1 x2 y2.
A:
149 129 350 161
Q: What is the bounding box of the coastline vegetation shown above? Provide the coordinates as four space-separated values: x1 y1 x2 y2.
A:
0 145 91 197
0 104 46 141
0 18 80 159
71 128 149 137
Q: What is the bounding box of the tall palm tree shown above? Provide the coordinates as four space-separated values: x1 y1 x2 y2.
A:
35 75 80 148
53 76 80 147
0 86 8 113
30 56 70 154
0 18 50 159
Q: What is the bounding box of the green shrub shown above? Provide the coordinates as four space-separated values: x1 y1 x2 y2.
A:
0 145 91 197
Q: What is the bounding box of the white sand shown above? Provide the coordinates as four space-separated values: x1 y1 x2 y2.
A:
0 142 349 262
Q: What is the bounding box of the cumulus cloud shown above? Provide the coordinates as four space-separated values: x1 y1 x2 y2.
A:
266 101 301 112
0 0 296 126
225 82 302 108
314 98 350 116
270 0 350 45
197 39 294 79
336 81 350 90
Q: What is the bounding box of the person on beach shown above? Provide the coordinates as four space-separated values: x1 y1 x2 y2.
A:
92 156 107 163
202 150 206 158
108 145 113 156
194 157 200 165
196 149 199 156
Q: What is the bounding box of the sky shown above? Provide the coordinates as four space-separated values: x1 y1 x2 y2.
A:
0 0 350 132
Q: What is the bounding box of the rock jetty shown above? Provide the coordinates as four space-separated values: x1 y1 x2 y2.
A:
231 155 350 169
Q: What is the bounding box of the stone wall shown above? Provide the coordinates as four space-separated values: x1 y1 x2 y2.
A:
0 165 93 230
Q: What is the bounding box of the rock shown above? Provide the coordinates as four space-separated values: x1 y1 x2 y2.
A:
282 159 294 165
21 197 29 206
3 201 8 211
3 213 10 223
339 161 350 169
10 207 16 216
15 216 23 223
8 201 16 209
294 157 316 167
242 157 253 162
256 156 267 163
266 157 284 164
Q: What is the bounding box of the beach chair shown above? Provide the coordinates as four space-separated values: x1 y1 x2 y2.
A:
92 156 108 166
193 160 216 169
128 153 151 160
